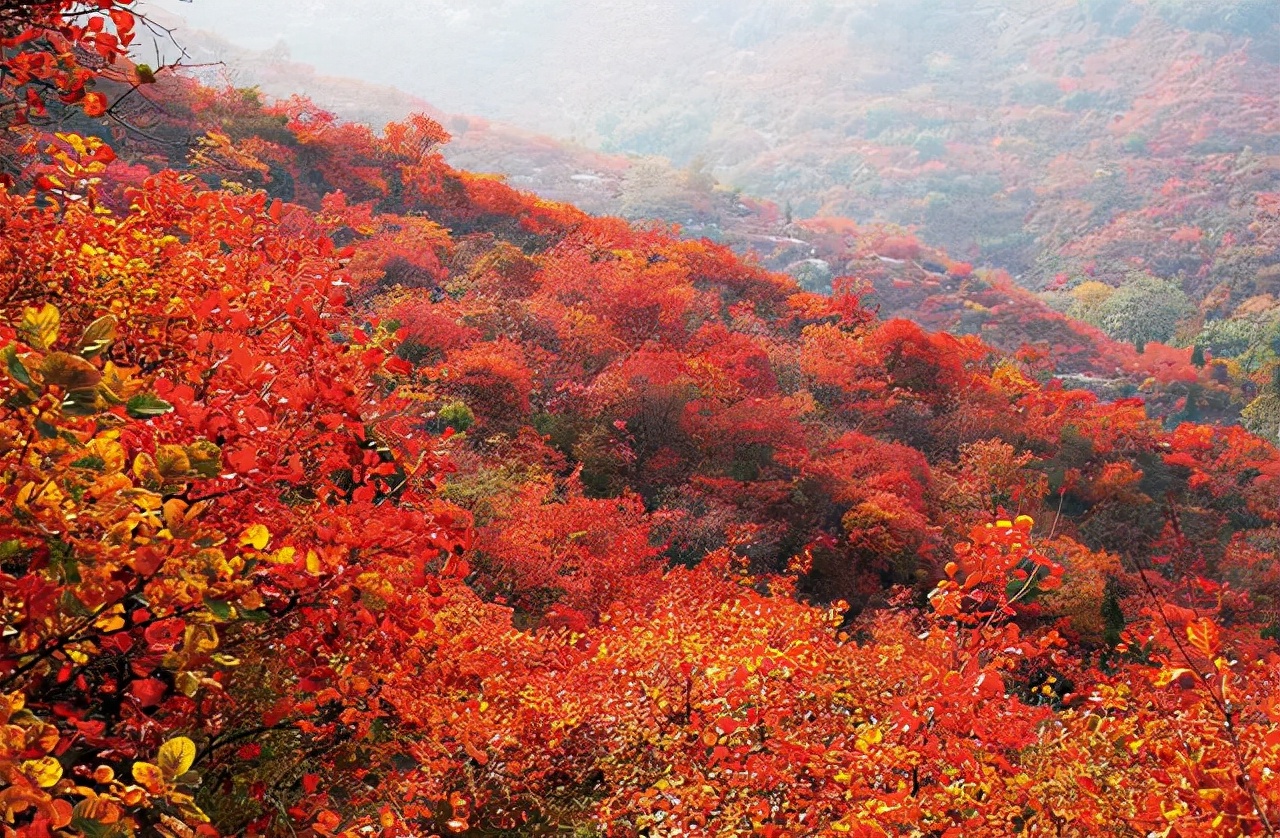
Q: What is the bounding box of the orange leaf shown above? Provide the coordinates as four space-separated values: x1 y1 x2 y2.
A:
82 92 108 118
131 761 165 795
1186 617 1220 659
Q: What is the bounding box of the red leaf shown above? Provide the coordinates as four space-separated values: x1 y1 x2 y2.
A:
144 617 186 651
129 677 166 708
441 555 470 580
109 9 134 35
226 446 259 474
384 356 413 376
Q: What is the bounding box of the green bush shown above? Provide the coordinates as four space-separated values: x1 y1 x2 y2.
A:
438 401 475 433
1093 273 1193 345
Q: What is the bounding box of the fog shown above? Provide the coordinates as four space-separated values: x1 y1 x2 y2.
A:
132 0 1280 286
138 0 707 143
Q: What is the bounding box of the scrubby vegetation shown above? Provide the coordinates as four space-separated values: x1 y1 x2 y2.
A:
0 2 1278 836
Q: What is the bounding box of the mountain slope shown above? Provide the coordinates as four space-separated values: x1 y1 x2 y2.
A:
1 6 1279 835
155 5 1280 434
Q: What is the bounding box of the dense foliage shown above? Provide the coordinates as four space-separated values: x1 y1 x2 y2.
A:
0 4 1278 836
190 0 1280 437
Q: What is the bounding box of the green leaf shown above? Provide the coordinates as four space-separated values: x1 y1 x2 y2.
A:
61 388 101 416
60 589 90 616
50 539 80 585
35 418 58 439
78 315 118 359
204 599 233 621
185 440 222 478
126 394 174 419
1 345 32 387
41 352 102 390
69 816 130 838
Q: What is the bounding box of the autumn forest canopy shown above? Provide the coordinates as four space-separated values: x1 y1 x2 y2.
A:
0 1 1279 836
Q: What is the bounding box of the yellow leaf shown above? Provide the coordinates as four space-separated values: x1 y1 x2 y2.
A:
86 437 126 474
239 524 270 550
98 362 141 404
23 756 63 788
0 693 25 724
19 304 60 350
183 624 218 655
132 760 166 793
267 546 296 565
93 612 126 633
126 489 163 513
185 440 222 478
175 671 201 698
56 132 87 155
155 445 192 480
156 737 196 779
133 453 162 487
305 549 322 576
15 482 36 513
16 481 61 512
73 795 122 830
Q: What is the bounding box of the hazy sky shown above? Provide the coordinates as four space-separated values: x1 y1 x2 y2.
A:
137 0 697 136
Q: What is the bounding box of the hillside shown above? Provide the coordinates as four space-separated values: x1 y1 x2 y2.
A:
0 3 1279 837
153 2 1280 436
149 0 1280 285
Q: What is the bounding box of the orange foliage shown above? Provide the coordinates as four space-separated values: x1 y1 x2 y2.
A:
0 23 1277 835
